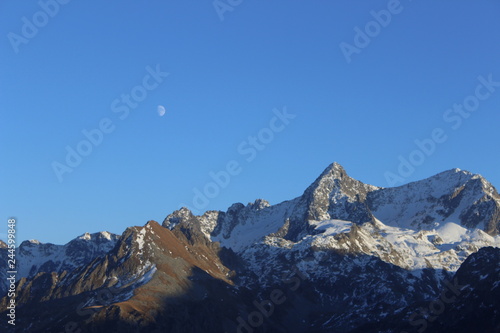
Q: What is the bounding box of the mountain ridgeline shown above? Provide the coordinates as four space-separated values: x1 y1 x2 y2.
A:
1 163 499 332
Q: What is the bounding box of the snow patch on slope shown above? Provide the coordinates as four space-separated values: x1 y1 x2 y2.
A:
310 219 352 236
437 222 468 243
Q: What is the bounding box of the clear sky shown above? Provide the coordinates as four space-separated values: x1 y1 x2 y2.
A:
1 1 499 245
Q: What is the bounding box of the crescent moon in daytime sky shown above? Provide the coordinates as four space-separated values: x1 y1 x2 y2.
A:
157 105 166 117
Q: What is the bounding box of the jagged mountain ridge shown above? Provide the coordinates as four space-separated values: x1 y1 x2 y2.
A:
1 162 499 332
165 163 499 248
0 221 244 332
0 231 119 295
164 163 500 272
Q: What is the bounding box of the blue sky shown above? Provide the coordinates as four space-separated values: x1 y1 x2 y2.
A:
1 0 499 245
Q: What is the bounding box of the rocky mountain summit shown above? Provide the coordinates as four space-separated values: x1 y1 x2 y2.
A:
1 163 499 332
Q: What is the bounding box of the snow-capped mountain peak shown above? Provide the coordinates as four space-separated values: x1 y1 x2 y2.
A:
161 163 499 255
0 231 120 295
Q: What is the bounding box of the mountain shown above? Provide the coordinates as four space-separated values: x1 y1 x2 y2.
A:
165 163 500 273
425 246 500 333
1 162 499 332
352 246 500 333
0 231 119 296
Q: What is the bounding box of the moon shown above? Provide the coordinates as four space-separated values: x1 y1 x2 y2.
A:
157 105 166 117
